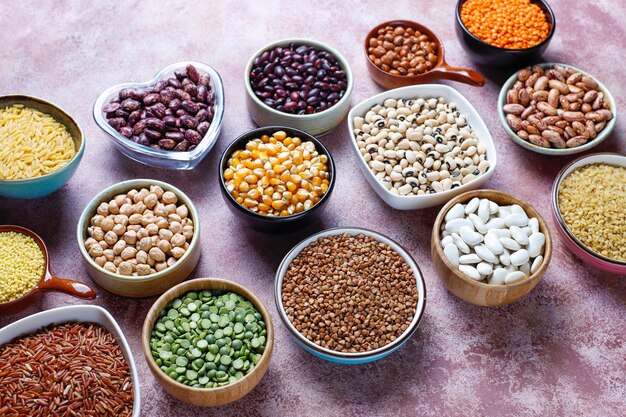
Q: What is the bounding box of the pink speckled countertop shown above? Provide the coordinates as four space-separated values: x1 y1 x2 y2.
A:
1 1 625 416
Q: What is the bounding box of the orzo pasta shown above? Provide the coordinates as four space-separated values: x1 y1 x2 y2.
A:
0 104 75 180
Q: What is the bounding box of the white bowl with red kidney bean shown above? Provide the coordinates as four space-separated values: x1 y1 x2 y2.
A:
93 61 224 170
244 38 353 136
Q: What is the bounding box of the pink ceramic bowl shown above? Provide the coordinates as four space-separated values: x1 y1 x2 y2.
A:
551 152 626 274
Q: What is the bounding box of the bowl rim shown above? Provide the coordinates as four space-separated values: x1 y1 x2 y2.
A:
244 38 354 120
141 277 274 394
551 152 626 266
0 94 85 184
274 226 427 360
363 19 447 80
432 189 553 289
0 304 141 416
76 179 201 283
497 63 617 155
346 83 498 203
218 125 336 222
455 0 556 53
92 61 225 162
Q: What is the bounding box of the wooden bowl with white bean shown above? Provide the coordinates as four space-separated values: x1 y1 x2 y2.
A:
76 179 201 298
431 189 552 306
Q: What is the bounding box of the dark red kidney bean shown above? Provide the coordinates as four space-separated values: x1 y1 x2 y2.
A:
180 114 197 129
185 129 201 145
284 101 298 112
197 121 210 136
103 102 120 113
169 98 181 110
119 127 133 138
174 140 190 151
144 129 161 140
157 139 176 150
145 118 165 131
163 116 177 126
143 93 160 106
128 110 141 125
186 64 200 83
107 118 125 130
121 99 140 112
327 92 339 102
165 131 185 141
132 120 147 135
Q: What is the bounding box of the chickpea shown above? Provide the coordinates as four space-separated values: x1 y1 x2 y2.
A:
127 188 138 200
158 240 171 254
148 247 166 262
168 213 182 223
165 203 177 214
121 247 137 260
113 240 126 255
144 193 158 209
95 256 106 267
114 194 127 206
103 262 116 273
118 261 133 276
176 204 188 219
91 215 105 227
141 213 155 227
112 224 126 236
133 202 147 215
108 200 120 215
137 264 151 276
169 221 182 235
104 231 118 246
159 229 173 241
155 217 169 229
97 202 109 216
119 203 134 216
155 262 168 272
124 230 137 245
154 203 168 217
162 191 177 204
171 247 186 259
103 249 115 262
101 218 114 232
98 240 108 250
128 213 142 225
167 257 177 267
170 233 186 247
150 185 164 198
182 225 194 241
114 214 128 226
138 237 152 252
127 224 141 233
84 237 97 249
145 223 159 236
134 188 149 203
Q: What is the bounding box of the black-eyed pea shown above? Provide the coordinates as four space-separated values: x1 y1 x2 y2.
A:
95 256 106 267
128 213 142 225
118 261 133 276
138 237 152 252
155 262 168 272
113 256 123 267
137 264 151 276
104 231 118 246
108 200 120 215
167 257 177 267
103 249 114 262
89 244 103 257
103 262 117 273
169 221 183 235
148 247 166 262
145 223 159 236
162 191 177 204
101 217 115 232
176 204 188 219
121 247 137 261
112 224 126 236
170 233 186 247
97 203 109 216
157 239 171 254
182 225 194 240
155 217 169 229
135 251 147 265
171 246 186 259
159 228 173 241
144 193 158 209
113 240 126 255
150 185 164 199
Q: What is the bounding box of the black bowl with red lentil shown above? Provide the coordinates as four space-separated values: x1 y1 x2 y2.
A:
274 227 426 364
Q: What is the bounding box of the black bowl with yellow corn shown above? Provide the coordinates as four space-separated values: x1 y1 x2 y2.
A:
218 126 336 232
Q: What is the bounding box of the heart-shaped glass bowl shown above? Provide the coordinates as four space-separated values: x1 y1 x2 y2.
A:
93 62 224 170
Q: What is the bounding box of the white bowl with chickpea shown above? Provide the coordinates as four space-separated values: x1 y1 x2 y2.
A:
76 179 200 297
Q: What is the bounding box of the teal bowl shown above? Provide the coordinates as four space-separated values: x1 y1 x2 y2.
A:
0 95 85 199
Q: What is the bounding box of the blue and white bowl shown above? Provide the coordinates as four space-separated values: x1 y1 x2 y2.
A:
275 227 427 364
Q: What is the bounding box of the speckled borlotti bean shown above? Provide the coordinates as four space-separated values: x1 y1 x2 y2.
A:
504 65 613 149
441 198 545 285
353 97 490 196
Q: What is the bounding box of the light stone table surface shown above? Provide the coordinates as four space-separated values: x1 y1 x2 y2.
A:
1 1 624 416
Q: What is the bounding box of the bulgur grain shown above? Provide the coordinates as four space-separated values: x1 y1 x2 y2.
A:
558 163 626 261
0 231 44 303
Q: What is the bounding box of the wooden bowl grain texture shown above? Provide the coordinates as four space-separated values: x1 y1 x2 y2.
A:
431 189 552 307
142 278 274 406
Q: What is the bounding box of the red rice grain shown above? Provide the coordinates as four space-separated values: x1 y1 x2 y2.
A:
0 322 134 417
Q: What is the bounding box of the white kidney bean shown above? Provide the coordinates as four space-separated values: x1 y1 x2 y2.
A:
440 198 546 285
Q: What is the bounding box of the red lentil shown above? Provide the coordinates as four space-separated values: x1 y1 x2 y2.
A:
460 0 551 49
0 322 134 416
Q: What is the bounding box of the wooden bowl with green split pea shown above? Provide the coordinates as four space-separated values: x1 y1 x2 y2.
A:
142 278 274 407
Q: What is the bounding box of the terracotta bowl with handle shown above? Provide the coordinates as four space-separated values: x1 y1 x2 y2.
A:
431 190 552 307
364 20 485 89
0 225 97 316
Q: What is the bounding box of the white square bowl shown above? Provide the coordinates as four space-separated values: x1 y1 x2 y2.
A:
347 84 497 210
0 305 141 416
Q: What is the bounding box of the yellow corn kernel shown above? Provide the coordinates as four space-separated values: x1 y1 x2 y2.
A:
258 203 270 212
262 195 272 205
236 196 244 204
286 182 297 192
283 191 293 200
235 168 251 178
296 189 309 202
311 177 322 186
223 168 234 180
283 136 293 146
270 178 281 186
247 189 261 200
243 198 258 208
295 202 304 213
251 159 263 169
260 135 271 143
280 209 290 216
279 171 291 183
321 182 329 193
301 180 310 190
320 154 328 164
264 186 274 196
273 131 287 140
259 176 270 187
283 160 293 170
238 182 250 193
274 165 287 175
271 200 285 210
244 174 258 184
304 200 314 210
292 137 301 146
